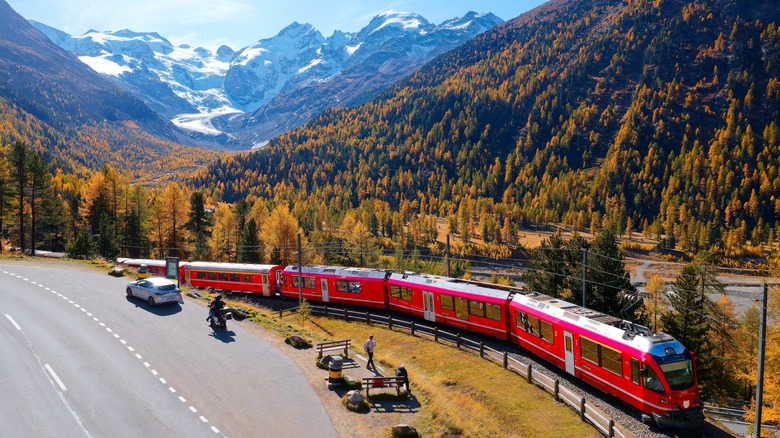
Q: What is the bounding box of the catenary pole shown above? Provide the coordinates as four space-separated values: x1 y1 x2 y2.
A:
297 233 303 304
754 283 768 437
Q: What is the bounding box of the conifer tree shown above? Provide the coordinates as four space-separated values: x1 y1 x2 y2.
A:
660 252 723 398
585 230 642 321
185 191 213 260
11 141 28 252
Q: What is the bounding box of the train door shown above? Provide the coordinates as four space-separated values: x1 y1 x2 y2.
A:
563 331 575 375
423 291 436 322
262 274 270 296
321 278 330 302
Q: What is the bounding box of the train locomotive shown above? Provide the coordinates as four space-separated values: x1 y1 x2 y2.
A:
117 258 704 428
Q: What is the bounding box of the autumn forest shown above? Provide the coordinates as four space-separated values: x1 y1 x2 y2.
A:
1 0 780 424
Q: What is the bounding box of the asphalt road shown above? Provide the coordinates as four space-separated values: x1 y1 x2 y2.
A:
0 260 338 438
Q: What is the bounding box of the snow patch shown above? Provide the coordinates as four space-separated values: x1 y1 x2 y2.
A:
252 140 270 150
78 55 132 76
346 43 362 55
237 47 270 66
298 58 323 74
171 107 242 136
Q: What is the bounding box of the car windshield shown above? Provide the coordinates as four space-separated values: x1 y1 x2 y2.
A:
157 283 177 291
659 359 694 390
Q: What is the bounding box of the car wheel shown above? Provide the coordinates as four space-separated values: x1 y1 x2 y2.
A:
126 288 133 298
147 296 155 306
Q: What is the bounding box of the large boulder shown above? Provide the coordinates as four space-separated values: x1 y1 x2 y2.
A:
391 424 419 438
109 266 125 277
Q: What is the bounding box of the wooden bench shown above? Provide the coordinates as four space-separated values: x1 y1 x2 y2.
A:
315 339 351 359
362 376 407 398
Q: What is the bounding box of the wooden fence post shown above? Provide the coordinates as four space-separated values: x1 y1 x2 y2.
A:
579 398 586 422
411 320 415 336
279 308 283 319
366 311 370 325
554 379 559 401
503 351 508 369
434 326 439 343
324 305 328 317
608 419 614 437
527 364 533 383
344 307 349 321
389 316 393 331
456 333 461 349
480 342 484 358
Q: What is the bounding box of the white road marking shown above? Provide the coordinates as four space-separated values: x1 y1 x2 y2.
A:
135 354 142 360
168 387 176 393
199 415 208 423
159 378 167 384
189 406 198 413
44 363 68 392
5 314 22 331
211 426 220 434
178 396 186 403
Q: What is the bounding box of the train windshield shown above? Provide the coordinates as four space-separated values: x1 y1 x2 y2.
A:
659 359 694 390
651 350 695 391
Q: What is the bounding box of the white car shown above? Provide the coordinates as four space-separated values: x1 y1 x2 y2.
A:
126 277 182 306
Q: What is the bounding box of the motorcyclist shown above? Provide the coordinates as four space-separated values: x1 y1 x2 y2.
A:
207 294 225 323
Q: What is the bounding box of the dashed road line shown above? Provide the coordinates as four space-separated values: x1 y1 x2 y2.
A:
3 269 227 438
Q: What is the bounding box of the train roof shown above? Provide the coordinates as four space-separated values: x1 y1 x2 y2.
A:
117 258 170 267
183 261 281 272
283 265 388 280
511 293 681 354
388 272 512 301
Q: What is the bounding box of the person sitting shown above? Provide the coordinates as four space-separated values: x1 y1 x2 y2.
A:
207 294 225 323
395 365 410 394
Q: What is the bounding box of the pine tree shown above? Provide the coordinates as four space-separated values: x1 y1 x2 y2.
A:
11 141 28 252
585 230 642 321
185 191 213 260
27 152 49 256
522 232 571 299
660 252 723 398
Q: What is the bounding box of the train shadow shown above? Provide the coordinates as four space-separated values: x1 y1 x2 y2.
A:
125 296 182 316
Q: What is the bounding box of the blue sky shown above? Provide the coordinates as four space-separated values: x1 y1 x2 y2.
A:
7 0 548 50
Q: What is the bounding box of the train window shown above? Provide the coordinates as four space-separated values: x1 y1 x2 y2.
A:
196 271 206 279
349 281 361 293
580 337 600 365
243 274 252 283
336 280 349 292
304 277 316 289
539 321 553 343
390 285 413 301
208 272 217 280
262 274 268 285
469 300 486 318
230 273 240 282
219 273 229 281
486 303 502 321
455 297 469 320
527 315 540 336
515 311 530 330
643 366 665 393
631 358 640 385
440 294 454 310
601 345 622 376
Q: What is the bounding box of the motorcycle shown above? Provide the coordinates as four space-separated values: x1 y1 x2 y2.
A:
209 306 232 330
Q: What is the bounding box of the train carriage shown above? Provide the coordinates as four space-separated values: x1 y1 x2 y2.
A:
117 258 173 277
387 272 513 340
508 293 703 428
182 262 283 296
278 265 388 309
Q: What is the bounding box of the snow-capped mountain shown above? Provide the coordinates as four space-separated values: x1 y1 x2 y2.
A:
31 10 503 148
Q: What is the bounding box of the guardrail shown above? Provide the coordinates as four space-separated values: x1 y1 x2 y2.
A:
281 303 635 438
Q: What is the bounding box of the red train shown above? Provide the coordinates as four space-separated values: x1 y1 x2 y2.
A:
116 258 703 428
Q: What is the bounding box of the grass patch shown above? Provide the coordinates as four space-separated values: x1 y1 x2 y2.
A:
235 303 598 438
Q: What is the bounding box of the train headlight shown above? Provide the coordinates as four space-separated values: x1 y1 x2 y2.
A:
659 399 670 404
683 400 690 409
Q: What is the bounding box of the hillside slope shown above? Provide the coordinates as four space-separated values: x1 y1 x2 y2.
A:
193 0 779 251
0 0 216 175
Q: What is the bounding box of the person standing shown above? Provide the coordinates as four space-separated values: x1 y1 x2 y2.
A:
364 335 376 369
